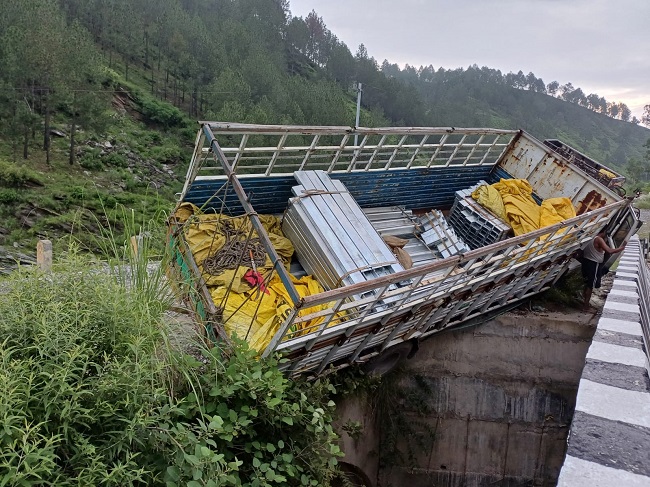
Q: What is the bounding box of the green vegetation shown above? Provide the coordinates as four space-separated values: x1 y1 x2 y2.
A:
535 269 586 309
0 0 648 250
0 223 343 485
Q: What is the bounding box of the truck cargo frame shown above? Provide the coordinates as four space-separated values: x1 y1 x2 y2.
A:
168 122 637 376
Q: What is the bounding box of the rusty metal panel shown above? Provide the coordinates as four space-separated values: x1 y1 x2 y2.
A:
498 133 621 207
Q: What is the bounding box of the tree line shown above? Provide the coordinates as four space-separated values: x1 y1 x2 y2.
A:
0 0 648 168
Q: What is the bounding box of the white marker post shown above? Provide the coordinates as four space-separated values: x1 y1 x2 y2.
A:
36 239 52 271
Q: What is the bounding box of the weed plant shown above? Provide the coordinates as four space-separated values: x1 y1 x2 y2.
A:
0 211 343 486
0 248 171 485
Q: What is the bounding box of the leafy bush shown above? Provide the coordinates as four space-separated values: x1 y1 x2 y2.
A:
151 341 343 487
0 221 343 485
79 147 104 170
0 251 170 485
0 160 42 187
70 185 85 200
102 151 129 168
148 144 183 165
0 188 20 204
132 90 186 129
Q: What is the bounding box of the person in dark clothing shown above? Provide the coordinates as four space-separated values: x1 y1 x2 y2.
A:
581 231 626 309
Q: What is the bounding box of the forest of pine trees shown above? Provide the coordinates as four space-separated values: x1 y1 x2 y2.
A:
0 0 649 171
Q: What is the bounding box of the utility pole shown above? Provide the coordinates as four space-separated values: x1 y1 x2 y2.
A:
354 82 362 147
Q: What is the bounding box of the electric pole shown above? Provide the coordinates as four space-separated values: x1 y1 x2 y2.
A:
354 82 362 147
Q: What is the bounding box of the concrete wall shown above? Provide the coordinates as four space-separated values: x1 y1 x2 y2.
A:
334 394 380 486
374 309 597 487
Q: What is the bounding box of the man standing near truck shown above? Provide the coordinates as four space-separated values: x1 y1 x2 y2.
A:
582 231 626 309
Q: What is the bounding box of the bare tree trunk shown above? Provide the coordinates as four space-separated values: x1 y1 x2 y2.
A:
164 68 169 100
144 31 149 66
69 93 76 165
23 125 29 160
43 88 51 166
69 121 76 165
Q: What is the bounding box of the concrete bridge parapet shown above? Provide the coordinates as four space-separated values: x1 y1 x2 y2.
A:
558 235 650 486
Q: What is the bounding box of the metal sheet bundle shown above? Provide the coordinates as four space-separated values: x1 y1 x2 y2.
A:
361 206 417 238
417 210 470 258
448 182 512 250
282 171 406 305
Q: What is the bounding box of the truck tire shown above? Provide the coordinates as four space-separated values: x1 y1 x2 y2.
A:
362 341 415 376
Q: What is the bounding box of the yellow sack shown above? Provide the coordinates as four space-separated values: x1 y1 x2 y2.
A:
211 284 280 343
471 184 507 221
178 204 343 353
492 179 540 236
598 168 617 180
214 273 339 353
174 201 200 223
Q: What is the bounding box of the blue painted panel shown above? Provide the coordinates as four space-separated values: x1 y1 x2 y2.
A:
184 166 495 215
184 177 296 215
488 167 514 184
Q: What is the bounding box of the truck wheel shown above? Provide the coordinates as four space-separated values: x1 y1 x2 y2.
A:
362 341 415 376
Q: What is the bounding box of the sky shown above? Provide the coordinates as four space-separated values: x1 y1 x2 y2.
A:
288 0 649 120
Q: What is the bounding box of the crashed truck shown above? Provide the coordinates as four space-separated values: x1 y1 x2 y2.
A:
167 123 640 377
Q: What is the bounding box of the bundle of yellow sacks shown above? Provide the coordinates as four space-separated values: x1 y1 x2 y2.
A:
471 179 576 236
174 203 338 352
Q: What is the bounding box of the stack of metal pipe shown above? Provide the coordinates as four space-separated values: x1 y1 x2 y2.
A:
448 182 512 249
362 206 417 238
418 210 470 258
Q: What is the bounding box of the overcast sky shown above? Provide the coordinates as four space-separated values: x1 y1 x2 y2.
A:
288 0 649 120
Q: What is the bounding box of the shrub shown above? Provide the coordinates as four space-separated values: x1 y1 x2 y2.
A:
0 250 170 485
79 148 104 170
0 160 42 187
133 90 186 129
0 188 20 204
148 144 183 165
151 340 343 487
70 185 85 200
0 217 344 486
102 151 129 168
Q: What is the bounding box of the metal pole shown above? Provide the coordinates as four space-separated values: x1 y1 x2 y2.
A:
354 82 362 146
201 124 303 306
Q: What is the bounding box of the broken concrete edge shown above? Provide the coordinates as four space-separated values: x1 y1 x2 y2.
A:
558 235 650 486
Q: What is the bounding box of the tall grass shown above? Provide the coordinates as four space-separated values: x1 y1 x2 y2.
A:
92 204 173 312
0 207 344 486
0 248 171 485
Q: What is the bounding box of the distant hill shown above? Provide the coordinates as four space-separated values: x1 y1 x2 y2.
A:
0 0 648 249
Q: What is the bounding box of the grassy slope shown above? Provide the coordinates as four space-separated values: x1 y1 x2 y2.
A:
0 93 191 253
1 52 648 255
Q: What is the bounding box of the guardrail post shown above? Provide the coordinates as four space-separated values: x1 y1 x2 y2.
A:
37 239 52 271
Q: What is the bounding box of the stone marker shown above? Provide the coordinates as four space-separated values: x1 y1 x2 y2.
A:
37 240 52 271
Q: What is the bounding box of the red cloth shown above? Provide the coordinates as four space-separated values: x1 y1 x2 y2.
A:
243 269 269 294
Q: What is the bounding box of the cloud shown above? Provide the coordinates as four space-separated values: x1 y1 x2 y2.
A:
289 0 649 117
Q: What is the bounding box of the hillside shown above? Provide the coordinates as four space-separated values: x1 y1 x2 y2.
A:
0 0 649 256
